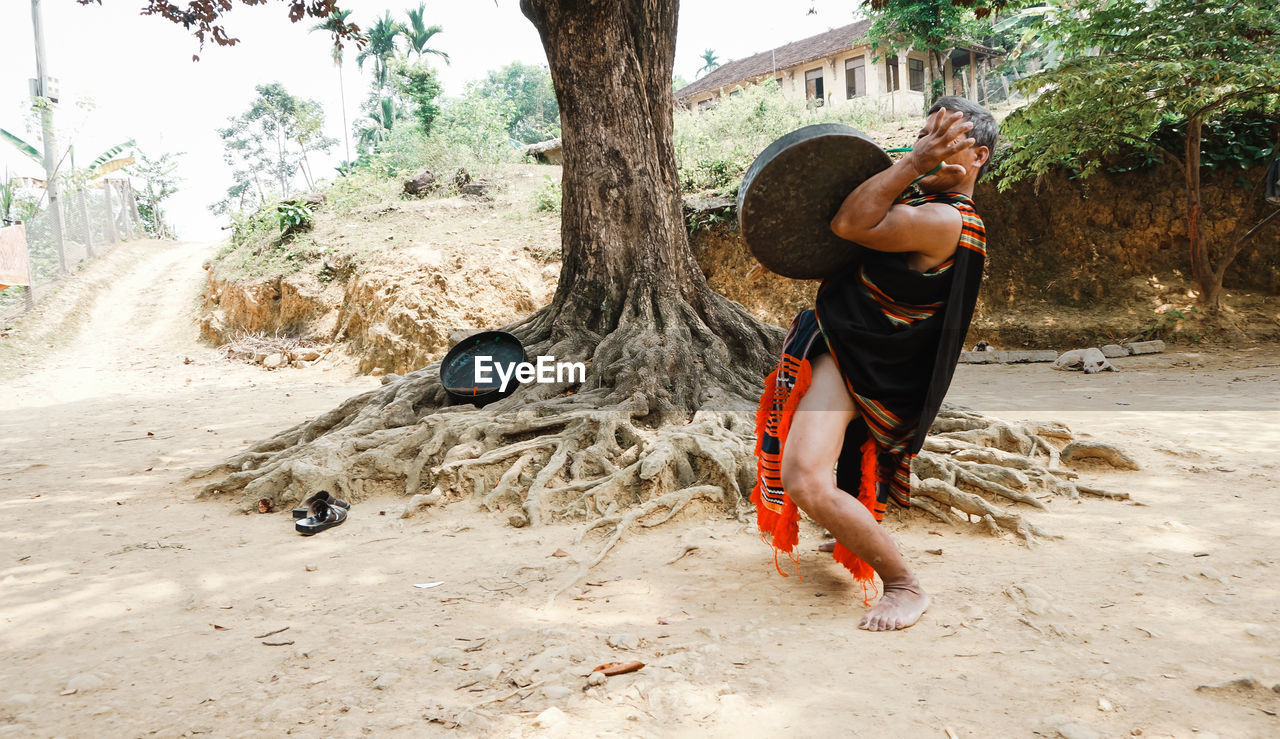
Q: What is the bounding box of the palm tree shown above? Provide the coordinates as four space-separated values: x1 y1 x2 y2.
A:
358 98 404 150
356 11 406 91
310 8 357 163
696 48 720 78
403 3 450 66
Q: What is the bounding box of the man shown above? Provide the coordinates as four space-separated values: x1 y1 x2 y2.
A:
752 97 996 632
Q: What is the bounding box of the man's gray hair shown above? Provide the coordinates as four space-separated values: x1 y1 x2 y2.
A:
927 96 998 180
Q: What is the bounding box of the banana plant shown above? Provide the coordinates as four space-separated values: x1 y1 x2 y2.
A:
990 2 1064 69
1 128 41 166
88 157 135 179
88 140 136 174
2 131 135 183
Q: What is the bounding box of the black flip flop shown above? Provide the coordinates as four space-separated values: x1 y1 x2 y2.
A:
292 490 350 519
295 497 348 536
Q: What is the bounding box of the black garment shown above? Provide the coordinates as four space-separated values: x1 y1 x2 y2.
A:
812 191 987 509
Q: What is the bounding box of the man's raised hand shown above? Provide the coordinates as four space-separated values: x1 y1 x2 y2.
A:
907 107 973 179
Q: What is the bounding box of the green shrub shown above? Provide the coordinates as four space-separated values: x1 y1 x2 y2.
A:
358 83 526 187
229 203 279 249
1105 110 1280 179
276 202 314 237
211 199 321 279
533 175 561 212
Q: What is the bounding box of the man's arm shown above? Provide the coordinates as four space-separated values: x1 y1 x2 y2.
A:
829 109 974 257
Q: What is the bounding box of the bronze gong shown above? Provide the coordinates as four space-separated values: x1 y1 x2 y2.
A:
737 123 892 280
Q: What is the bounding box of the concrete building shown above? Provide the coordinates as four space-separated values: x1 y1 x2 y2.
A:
675 19 1001 117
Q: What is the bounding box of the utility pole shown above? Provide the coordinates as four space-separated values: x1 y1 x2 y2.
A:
31 0 67 275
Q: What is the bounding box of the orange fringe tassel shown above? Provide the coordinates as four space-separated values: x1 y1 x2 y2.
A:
750 359 812 576
752 360 884 604
831 437 883 605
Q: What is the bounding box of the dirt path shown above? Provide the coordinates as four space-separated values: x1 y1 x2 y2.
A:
2 240 1279 737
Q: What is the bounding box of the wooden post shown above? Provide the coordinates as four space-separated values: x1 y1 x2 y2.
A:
121 181 136 239
968 49 977 102
11 221 37 312
78 189 95 259
127 181 144 238
102 180 118 244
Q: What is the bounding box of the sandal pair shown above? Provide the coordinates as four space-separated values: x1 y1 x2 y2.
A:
294 491 350 536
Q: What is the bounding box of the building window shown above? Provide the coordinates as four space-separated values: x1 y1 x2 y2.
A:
886 55 900 92
845 56 866 98
774 76 783 90
805 68 825 106
909 58 925 92
697 98 716 112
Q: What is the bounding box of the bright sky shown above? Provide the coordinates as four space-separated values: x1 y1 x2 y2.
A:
0 0 867 241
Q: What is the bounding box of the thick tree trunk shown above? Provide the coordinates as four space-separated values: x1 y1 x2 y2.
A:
521 0 696 326
517 0 778 415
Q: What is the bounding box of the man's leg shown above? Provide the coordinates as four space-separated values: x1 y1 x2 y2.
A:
781 353 930 631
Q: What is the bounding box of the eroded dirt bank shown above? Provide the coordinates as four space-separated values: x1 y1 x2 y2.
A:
200 168 560 376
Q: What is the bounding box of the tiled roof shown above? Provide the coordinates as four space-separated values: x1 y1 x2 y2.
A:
675 19 873 102
674 19 1003 103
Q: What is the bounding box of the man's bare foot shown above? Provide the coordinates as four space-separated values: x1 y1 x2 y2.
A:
817 539 836 553
858 577 930 631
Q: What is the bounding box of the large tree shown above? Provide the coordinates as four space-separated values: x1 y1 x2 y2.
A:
198 0 784 529
696 48 720 78
214 82 333 207
996 0 1280 309
309 8 356 163
390 58 443 136
127 148 183 239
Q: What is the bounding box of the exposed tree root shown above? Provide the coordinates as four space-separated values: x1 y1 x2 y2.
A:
1059 440 1142 471
577 484 725 568
192 310 1136 571
907 407 1136 542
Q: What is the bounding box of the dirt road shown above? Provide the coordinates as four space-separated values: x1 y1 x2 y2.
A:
2 240 1278 737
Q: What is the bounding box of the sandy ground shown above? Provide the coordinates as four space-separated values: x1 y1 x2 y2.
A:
2 240 1279 738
